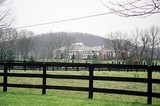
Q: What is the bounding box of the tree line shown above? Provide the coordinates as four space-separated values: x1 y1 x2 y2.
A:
0 29 76 62
105 25 160 65
0 25 160 65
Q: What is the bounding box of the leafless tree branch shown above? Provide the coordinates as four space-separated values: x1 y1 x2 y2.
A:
0 0 15 29
101 0 160 17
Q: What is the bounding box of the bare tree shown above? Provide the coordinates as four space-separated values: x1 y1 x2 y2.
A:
0 0 15 62
118 40 131 64
149 25 160 64
0 28 18 61
101 0 160 17
46 32 74 61
17 30 34 60
34 32 75 61
0 0 15 29
105 31 129 64
129 29 150 64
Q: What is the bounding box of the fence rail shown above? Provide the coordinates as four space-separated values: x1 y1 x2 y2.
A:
0 62 160 104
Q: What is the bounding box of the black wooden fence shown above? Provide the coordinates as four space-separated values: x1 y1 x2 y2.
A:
0 62 160 104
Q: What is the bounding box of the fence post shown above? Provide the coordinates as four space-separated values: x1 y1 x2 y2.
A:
24 60 26 71
52 66 54 71
3 63 8 92
8 61 10 72
42 63 46 95
88 64 94 99
147 65 152 104
76 67 79 71
65 67 68 71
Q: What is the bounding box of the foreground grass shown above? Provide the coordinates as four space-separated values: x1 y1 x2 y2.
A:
0 92 157 106
0 70 160 105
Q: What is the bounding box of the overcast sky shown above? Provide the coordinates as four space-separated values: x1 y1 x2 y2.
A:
13 0 160 37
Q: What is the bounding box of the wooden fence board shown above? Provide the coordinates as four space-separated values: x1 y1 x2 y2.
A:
7 73 43 78
152 93 160 98
46 85 89 91
0 73 3 76
152 79 160 84
7 83 42 88
93 64 148 69
93 76 148 83
93 88 148 96
46 74 89 80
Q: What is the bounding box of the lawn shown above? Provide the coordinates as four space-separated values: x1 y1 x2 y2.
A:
0 70 160 105
0 92 155 106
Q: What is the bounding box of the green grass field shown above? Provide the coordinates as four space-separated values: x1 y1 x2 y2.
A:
1 92 155 106
0 70 160 106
